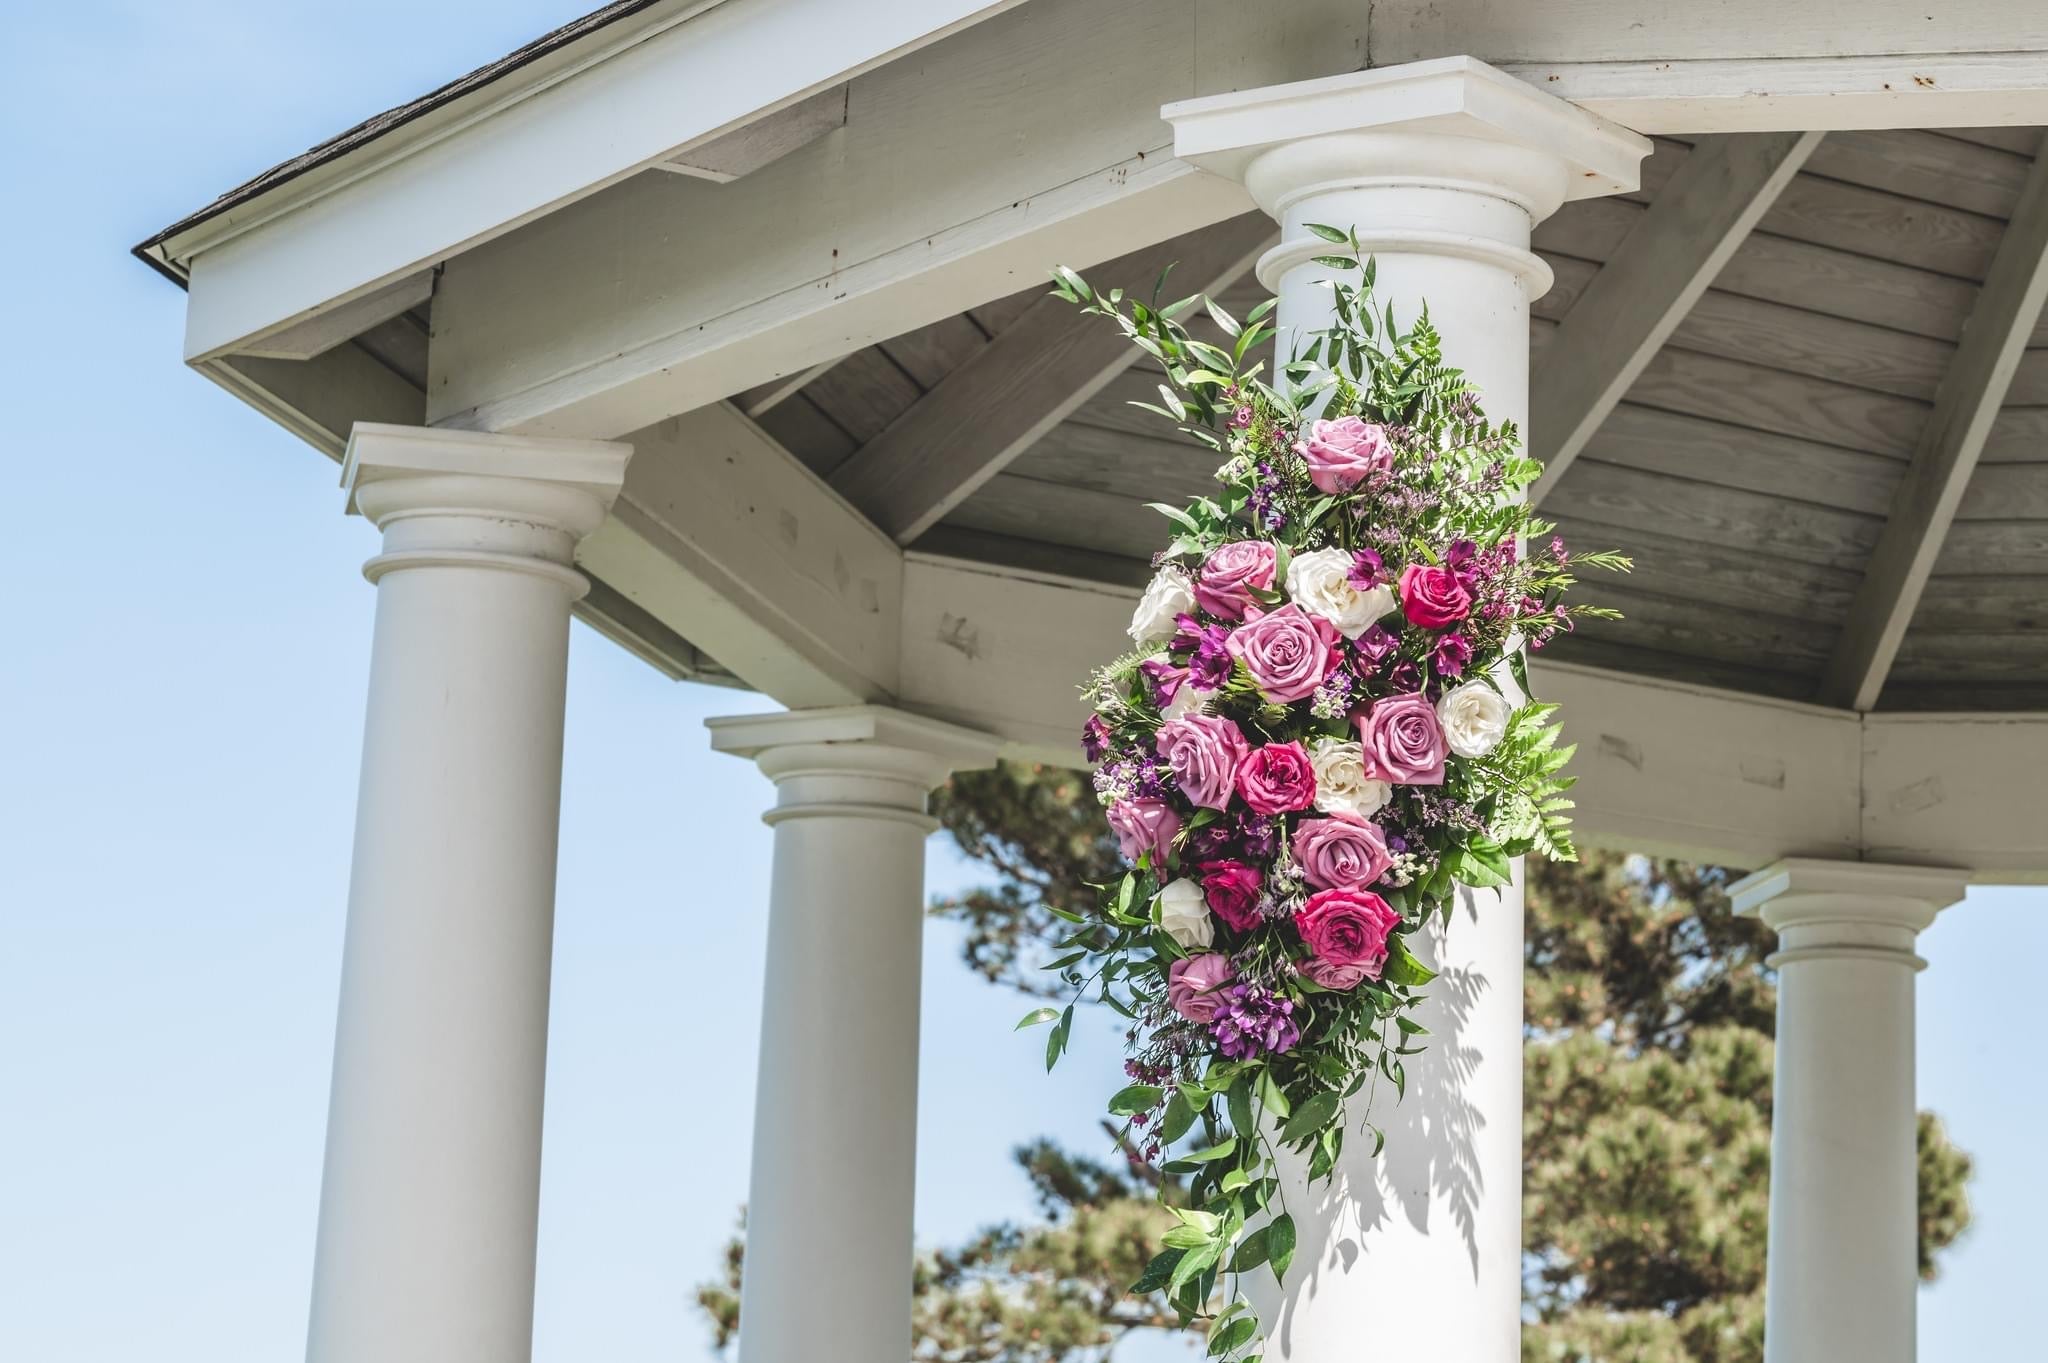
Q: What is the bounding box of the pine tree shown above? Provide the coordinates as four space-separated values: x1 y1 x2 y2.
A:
698 762 1973 1362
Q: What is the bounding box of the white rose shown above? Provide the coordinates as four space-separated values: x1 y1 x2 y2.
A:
1308 737 1392 818
1160 683 1209 723
1156 879 1215 949
1437 680 1512 758
1284 548 1395 639
1128 568 1196 648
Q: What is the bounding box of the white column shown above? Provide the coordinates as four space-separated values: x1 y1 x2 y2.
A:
307 424 630 1363
1164 59 1649 1360
1730 858 1966 1363
708 706 998 1363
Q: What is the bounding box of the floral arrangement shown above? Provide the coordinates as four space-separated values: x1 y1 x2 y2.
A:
1021 228 1627 1355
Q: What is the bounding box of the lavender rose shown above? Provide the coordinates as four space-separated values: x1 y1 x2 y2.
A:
1236 740 1317 815
1292 814 1394 891
1168 954 1236 1023
1294 416 1395 494
1195 541 1277 620
1293 887 1401 978
1358 691 1448 786
1399 561 1473 630
1156 713 1249 811
1107 798 1181 867
1226 604 1338 704
1296 955 1371 991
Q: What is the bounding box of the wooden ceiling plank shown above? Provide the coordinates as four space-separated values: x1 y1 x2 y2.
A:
829 213 1275 544
1531 131 1823 505
1819 134 2048 712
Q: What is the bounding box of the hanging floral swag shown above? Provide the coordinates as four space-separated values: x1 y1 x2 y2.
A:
1018 226 1630 1358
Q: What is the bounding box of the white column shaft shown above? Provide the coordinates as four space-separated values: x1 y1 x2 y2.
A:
709 708 997 1363
308 426 628 1363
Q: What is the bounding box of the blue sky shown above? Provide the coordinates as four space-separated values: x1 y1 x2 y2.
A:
0 4 2041 1360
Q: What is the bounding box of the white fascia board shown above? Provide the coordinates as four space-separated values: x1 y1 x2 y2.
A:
171 0 1024 363
1862 714 2048 885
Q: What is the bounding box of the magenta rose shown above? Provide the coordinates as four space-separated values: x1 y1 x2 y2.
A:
1236 741 1317 815
1107 798 1181 868
1195 541 1278 620
1226 604 1339 704
1399 562 1473 630
1292 814 1394 891
1294 887 1401 978
1156 714 1249 811
1294 416 1395 494
1168 953 1236 1023
1358 691 1447 786
1199 859 1264 932
1296 955 1371 991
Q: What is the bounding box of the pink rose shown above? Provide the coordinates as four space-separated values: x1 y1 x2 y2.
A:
1156 714 1250 811
1358 691 1447 786
1196 541 1278 620
1294 887 1401 978
1226 604 1339 703
1297 955 1371 991
1399 562 1473 630
1294 416 1395 494
1168 953 1236 1023
1292 814 1394 891
1236 741 1317 815
1107 798 1181 868
1199 860 1264 932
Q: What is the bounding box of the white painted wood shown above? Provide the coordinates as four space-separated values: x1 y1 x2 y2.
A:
311 424 630 1363
204 349 423 460
1820 133 2048 710
1530 131 1822 504
235 270 432 361
830 216 1273 542
739 357 845 418
172 0 1027 362
1504 51 2048 133
707 706 997 1363
1731 859 1968 1363
653 83 847 181
575 402 903 708
1863 713 2048 883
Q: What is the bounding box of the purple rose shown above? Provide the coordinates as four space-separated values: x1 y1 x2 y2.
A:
1107 798 1182 868
1196 541 1277 621
1236 741 1317 816
1168 954 1236 1023
1399 562 1473 630
1156 714 1249 811
1226 604 1339 704
1292 814 1394 891
1358 692 1447 786
1294 416 1395 494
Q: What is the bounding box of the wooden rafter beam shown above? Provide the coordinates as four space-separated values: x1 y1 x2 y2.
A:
1530 130 1823 505
828 213 1275 544
1818 133 2048 712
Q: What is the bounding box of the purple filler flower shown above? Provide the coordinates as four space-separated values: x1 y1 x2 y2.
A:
1082 714 1111 763
1210 984 1302 1059
1348 549 1386 591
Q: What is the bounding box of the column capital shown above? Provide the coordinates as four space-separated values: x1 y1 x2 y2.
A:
1164 57 1650 296
709 705 1001 827
1730 856 1967 968
342 422 632 588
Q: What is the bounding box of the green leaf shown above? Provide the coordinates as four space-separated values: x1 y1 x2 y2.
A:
1393 1014 1430 1037
1382 935 1438 988
1133 1247 1186 1294
1169 1239 1224 1298
1268 1213 1297 1284
1041 949 1088 972
1179 1137 1239 1165
1279 1090 1339 1146
1109 1083 1164 1116
1227 1076 1256 1139
1228 1224 1270 1273
1014 1006 1059 1030
1045 1005 1073 1072
1256 1069 1291 1120
1210 1316 1258 1356
1311 254 1361 270
1163 1223 1215 1250
1304 223 1349 243
1159 1091 1198 1144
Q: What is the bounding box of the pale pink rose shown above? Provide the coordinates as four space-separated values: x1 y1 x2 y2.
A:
1358 691 1447 786
1297 955 1371 991
1107 798 1181 868
1294 416 1395 494
1168 954 1236 1023
1156 714 1250 811
1225 604 1339 704
1292 814 1394 891
1196 541 1277 621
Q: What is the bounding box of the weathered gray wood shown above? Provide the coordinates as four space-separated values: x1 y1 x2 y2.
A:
1573 404 1906 518
1877 682 2048 712
1984 407 2048 461
802 347 925 446
1546 512 1864 621
1934 126 2044 157
1909 576 2048 632
1550 459 1883 573
832 213 1274 543
737 357 847 419
753 392 858 477
879 313 992 390
1012 421 1221 502
1959 463 2048 519
1804 129 2034 219
1932 520 2048 575
1820 134 2048 711
1565 579 1837 668
1540 634 1818 701
913 525 1150 588
944 473 1161 560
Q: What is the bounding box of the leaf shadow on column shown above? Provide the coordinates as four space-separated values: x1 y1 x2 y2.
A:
1253 886 1492 1355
